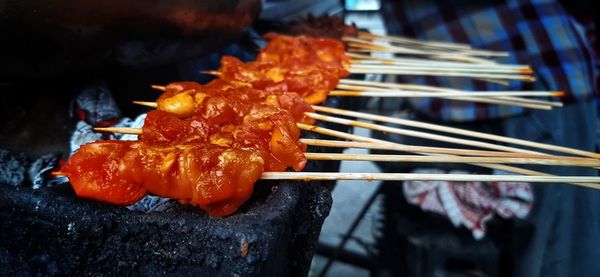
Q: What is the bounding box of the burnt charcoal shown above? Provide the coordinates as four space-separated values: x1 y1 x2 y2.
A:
0 149 27 186
28 154 61 189
74 80 121 127
127 196 177 213
0 149 62 188
0 179 333 276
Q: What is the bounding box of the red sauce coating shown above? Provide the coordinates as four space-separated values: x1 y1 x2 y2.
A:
215 34 350 105
61 141 147 205
62 141 264 217
64 84 309 216
61 33 351 216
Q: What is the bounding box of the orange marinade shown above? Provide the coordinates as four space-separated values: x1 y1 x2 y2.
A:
61 33 351 216
62 82 308 216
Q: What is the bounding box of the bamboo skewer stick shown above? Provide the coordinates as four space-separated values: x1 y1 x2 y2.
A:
349 63 528 85
307 112 600 170
345 38 488 57
133 101 158 108
452 49 510 57
303 153 600 167
356 32 511 58
357 31 474 51
350 65 534 84
348 62 522 77
95 127 142 135
348 59 527 72
151 85 166 91
341 80 563 106
344 37 501 62
350 57 527 67
310 106 600 159
337 83 562 108
350 63 533 74
336 85 552 110
199 70 222 77
329 90 559 98
422 96 547 110
305 113 544 155
347 68 535 81
476 78 511 86
296 123 600 189
347 49 497 65
338 80 563 108
504 96 563 107
350 44 509 58
340 78 460 89
261 172 600 184
349 57 529 85
299 139 592 161
298 124 518 160
341 77 456 88
346 52 530 70
51 169 600 184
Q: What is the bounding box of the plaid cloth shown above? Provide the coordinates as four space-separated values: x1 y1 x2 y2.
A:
381 0 598 121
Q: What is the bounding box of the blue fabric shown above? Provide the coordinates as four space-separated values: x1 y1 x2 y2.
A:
500 100 599 277
381 0 598 121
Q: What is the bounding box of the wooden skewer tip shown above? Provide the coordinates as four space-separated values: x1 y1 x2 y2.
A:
93 127 143 135
520 68 534 74
151 85 166 91
199 70 221 76
133 101 159 108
